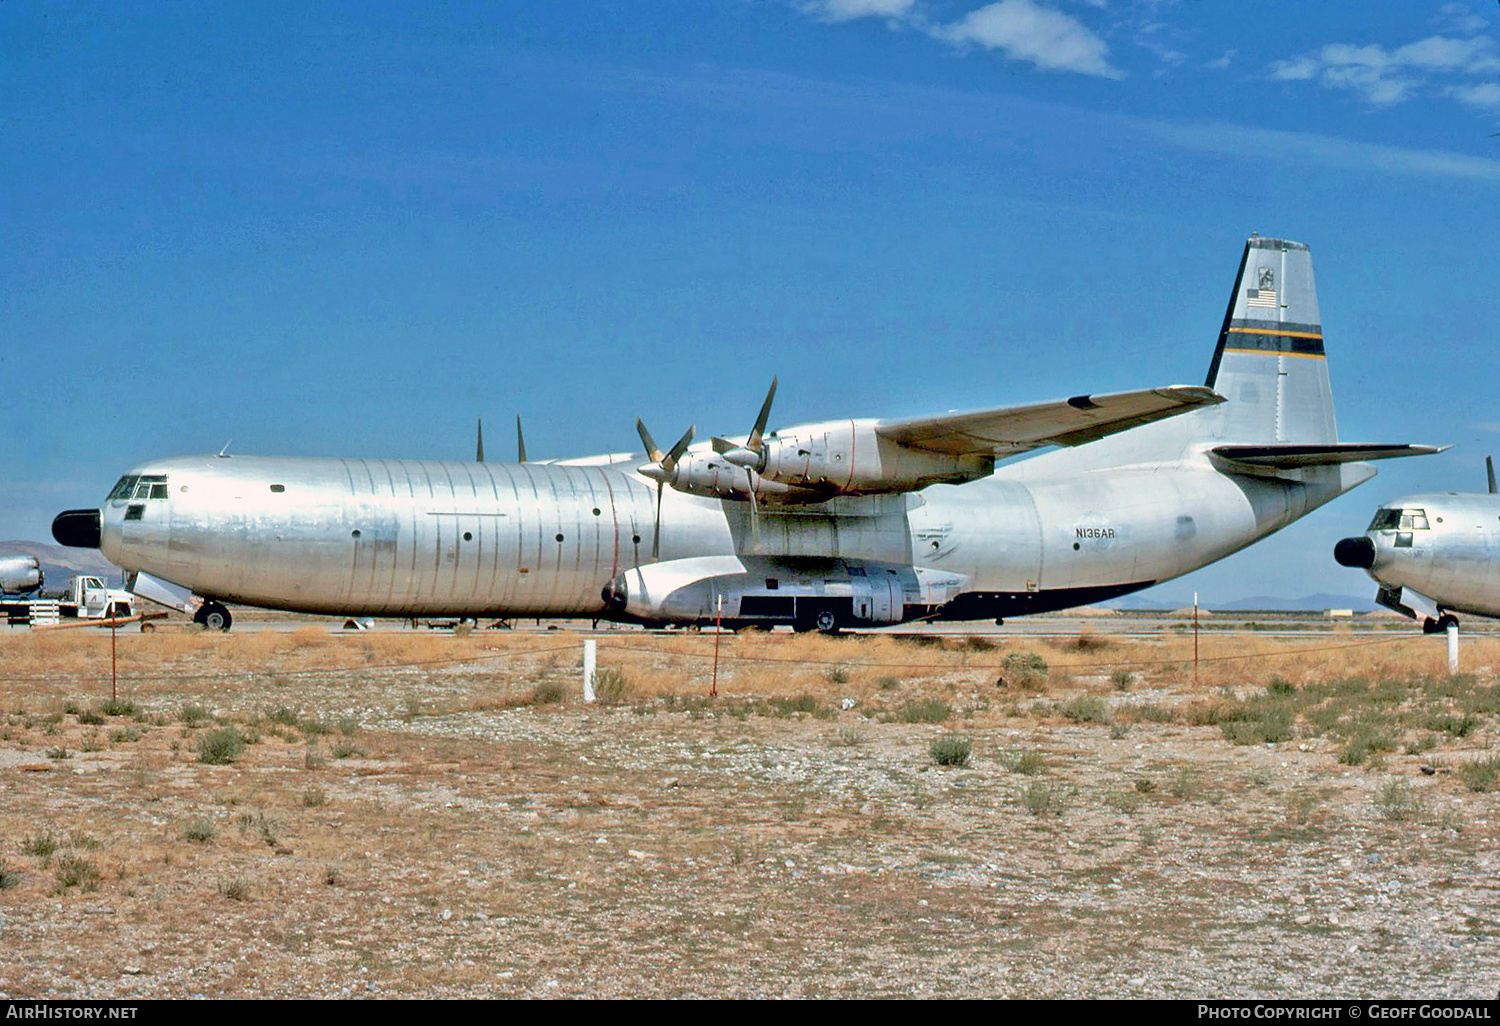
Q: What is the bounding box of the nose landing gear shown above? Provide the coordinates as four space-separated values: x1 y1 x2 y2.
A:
194 601 233 632
1422 613 1459 635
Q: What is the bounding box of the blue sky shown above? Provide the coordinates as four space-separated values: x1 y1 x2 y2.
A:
4 1 1498 604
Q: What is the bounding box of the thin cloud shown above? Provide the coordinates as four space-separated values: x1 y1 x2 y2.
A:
1134 116 1500 182
791 0 1124 80
1270 33 1500 108
797 0 917 22
933 1 1125 79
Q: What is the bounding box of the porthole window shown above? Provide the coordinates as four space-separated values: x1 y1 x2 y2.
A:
463 531 473 542
592 508 601 516
270 484 285 493
351 529 362 539
555 533 565 542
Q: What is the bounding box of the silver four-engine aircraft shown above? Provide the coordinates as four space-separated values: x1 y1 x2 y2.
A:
1335 460 1500 633
53 236 1438 632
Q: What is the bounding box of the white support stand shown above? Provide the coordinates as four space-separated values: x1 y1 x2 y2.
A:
1447 623 1459 674
583 639 597 703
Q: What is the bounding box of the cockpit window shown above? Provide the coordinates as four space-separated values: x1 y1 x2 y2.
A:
1369 508 1428 531
130 475 169 500
108 476 140 501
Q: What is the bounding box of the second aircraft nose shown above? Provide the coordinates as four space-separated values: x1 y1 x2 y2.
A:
1334 535 1376 570
53 509 102 549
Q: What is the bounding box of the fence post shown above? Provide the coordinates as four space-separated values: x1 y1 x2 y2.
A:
583 639 597 702
1447 623 1459 674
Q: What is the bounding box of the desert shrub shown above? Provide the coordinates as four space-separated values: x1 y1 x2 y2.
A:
1021 781 1071 817
100 698 138 717
591 667 633 705
1375 779 1426 822
197 726 245 765
1061 694 1111 725
929 735 972 767
999 652 1048 689
182 817 215 843
771 693 821 717
895 698 951 723
180 704 211 727
76 709 105 726
53 855 100 893
1110 669 1135 690
1458 754 1500 793
531 681 568 705
21 830 60 862
998 747 1046 775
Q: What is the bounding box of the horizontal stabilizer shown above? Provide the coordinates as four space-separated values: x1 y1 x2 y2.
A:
1211 443 1446 470
876 385 1224 459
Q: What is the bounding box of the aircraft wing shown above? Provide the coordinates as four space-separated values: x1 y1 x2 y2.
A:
874 385 1224 458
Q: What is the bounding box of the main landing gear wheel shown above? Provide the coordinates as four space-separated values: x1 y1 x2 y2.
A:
814 610 839 634
194 602 232 632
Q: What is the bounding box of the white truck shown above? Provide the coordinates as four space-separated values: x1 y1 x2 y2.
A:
3 575 135 626
57 576 135 620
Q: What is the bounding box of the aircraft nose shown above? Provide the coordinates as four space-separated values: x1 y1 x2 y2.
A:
53 509 102 549
1334 535 1376 570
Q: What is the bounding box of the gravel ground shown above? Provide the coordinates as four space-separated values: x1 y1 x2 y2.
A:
1 632 1498 999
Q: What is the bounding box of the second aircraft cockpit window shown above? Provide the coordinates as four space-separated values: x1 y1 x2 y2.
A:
1369 508 1429 531
109 475 169 502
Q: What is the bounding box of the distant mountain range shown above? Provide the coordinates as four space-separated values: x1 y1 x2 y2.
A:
1104 592 1381 613
0 540 127 592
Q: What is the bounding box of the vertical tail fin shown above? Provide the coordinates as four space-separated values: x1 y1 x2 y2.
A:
1204 236 1337 444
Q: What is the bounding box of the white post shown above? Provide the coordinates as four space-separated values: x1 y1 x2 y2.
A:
1447 623 1459 674
583 639 597 702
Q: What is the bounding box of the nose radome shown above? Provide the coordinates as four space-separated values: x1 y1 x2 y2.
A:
52 509 102 549
1334 535 1376 570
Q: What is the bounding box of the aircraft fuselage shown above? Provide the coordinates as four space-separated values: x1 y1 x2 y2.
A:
94 447 1370 623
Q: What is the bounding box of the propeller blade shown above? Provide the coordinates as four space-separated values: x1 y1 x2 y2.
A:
476 419 485 463
747 377 778 454
745 468 760 554
652 481 664 561
710 436 735 455
1489 455 1496 495
516 415 527 464
664 424 695 470
636 419 664 464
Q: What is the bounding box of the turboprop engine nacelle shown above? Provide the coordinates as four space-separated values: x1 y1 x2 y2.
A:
601 554 967 630
0 555 43 595
757 420 993 497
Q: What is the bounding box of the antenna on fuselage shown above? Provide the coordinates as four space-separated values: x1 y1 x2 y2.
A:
217 440 233 458
517 415 527 463
476 419 485 463
1487 455 1495 495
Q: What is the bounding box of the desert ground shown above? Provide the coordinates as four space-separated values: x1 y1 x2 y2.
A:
1 614 1498 999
